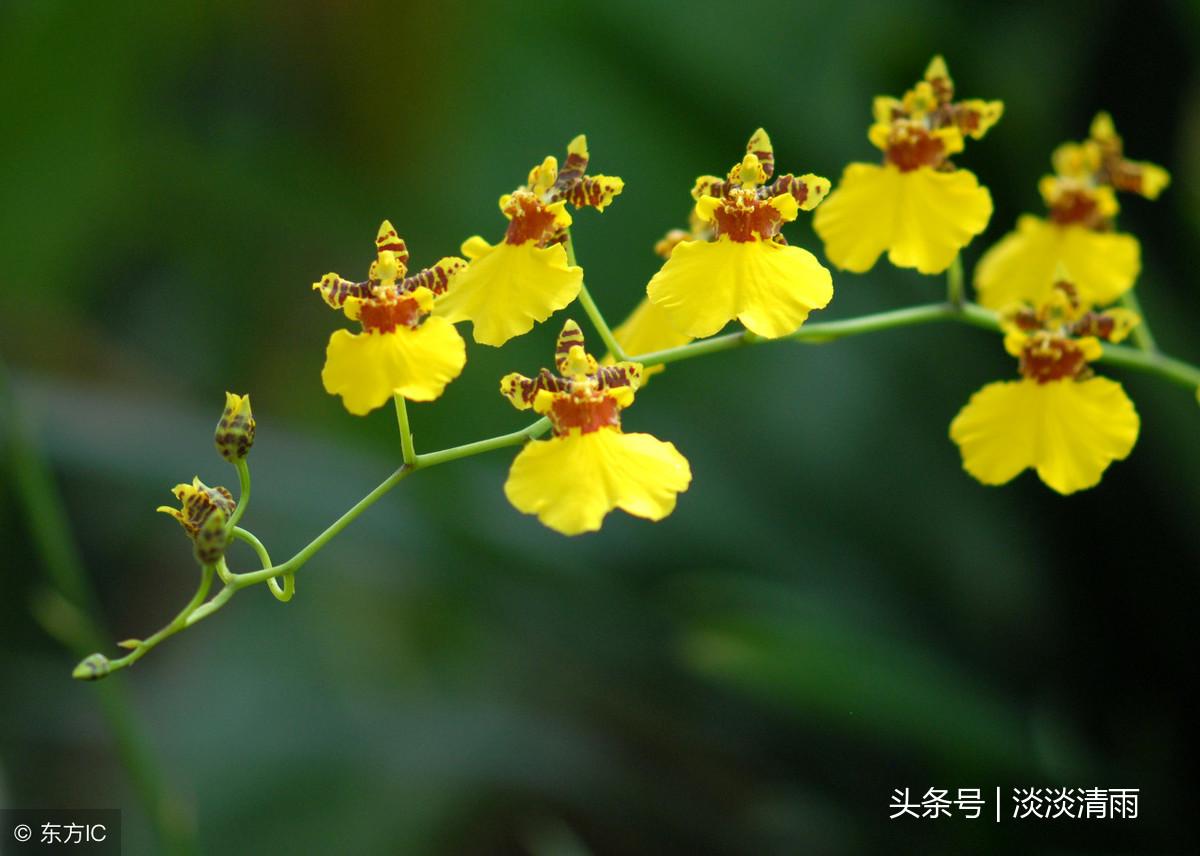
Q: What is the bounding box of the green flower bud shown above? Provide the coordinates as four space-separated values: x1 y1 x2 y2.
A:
215 392 255 462
72 653 111 681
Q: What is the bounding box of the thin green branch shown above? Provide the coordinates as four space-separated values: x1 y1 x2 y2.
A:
414 416 551 469
75 288 1200 676
89 565 215 676
565 230 627 361
393 393 417 466
226 458 251 529
1120 290 1158 352
947 254 965 307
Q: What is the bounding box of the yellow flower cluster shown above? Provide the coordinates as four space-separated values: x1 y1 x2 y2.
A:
975 112 1170 308
303 125 841 535
288 62 1173 538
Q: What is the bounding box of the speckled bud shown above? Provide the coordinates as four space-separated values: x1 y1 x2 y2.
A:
215 392 255 463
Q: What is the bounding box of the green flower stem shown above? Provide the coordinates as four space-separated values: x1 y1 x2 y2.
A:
1098 339 1200 390
101 564 215 672
226 458 250 530
79 289 1200 675
564 230 628 361
1120 290 1158 352
393 393 417 466
232 526 272 569
413 416 551 469
630 302 999 367
232 526 291 601
232 463 414 588
947 254 965 306
214 555 235 585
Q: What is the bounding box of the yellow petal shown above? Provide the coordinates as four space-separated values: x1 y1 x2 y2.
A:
434 240 582 347
504 429 692 535
646 237 833 339
974 216 1140 309
321 317 467 415
949 377 1139 495
813 163 992 274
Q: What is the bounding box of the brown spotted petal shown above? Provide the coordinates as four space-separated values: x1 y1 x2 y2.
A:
401 256 467 297
313 274 373 310
157 477 235 564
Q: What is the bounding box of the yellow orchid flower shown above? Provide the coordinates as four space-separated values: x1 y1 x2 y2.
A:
500 320 690 535
950 282 1140 494
646 128 833 339
814 56 1001 274
975 112 1170 308
314 221 467 415
437 136 624 346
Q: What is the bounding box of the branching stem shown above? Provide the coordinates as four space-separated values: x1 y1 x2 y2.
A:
78 276 1200 676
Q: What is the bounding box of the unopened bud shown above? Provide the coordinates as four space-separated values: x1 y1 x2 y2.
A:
73 653 111 681
215 392 255 462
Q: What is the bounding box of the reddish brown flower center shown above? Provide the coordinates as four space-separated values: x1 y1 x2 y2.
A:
1048 190 1104 227
885 128 946 172
1019 334 1089 383
549 394 620 436
360 296 423 333
710 194 784 242
503 193 562 246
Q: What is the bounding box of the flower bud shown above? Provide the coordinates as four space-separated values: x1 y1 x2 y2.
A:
215 392 255 463
72 653 111 681
157 477 235 565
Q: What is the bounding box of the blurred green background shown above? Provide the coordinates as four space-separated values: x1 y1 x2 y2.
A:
2 1 1198 853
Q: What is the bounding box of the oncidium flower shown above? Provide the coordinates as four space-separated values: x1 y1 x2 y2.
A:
975 112 1170 308
157 477 235 564
314 221 467 415
500 320 691 535
436 136 624 347
950 281 1140 494
814 56 1002 274
646 128 833 339
215 391 255 463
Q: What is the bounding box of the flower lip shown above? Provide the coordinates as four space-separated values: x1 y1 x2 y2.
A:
550 394 621 435
1018 333 1090 384
503 192 565 246
707 189 787 242
883 125 947 172
359 294 425 333
1047 188 1105 227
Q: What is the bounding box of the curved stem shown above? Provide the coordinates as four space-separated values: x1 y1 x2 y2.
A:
232 526 291 602
393 393 417 466
565 230 627 361
227 458 250 530
233 463 414 587
80 291 1200 675
100 564 216 673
